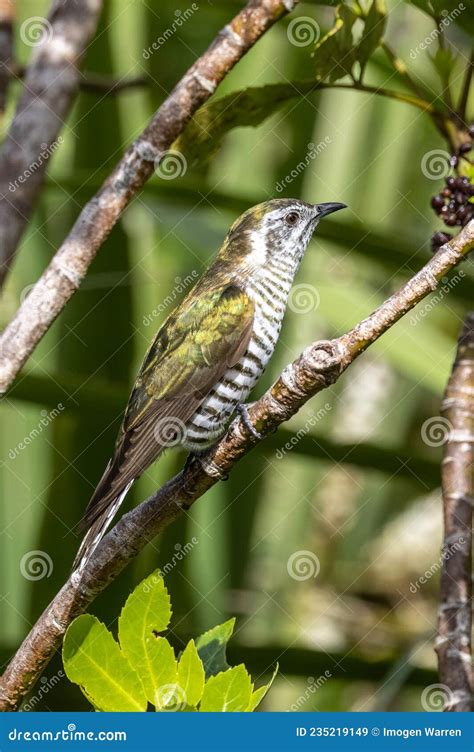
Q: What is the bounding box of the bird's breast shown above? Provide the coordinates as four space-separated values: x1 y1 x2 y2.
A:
183 263 293 451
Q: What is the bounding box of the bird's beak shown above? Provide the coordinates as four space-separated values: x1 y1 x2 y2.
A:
314 202 347 218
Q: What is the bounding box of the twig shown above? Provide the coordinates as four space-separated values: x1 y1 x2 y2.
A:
0 0 14 115
435 313 473 712
11 64 149 94
0 0 298 393
0 0 103 288
0 221 472 711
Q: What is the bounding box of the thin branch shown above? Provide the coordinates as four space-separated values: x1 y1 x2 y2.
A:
0 0 104 288
11 64 149 94
435 313 473 712
0 0 14 116
0 0 299 395
0 221 472 712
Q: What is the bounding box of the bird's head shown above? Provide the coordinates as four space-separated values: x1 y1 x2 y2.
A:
219 198 347 273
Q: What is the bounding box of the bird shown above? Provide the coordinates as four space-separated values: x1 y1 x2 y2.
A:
73 198 346 569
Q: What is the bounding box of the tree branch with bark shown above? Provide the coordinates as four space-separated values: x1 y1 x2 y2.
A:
0 220 472 712
0 0 298 392
0 0 104 286
436 313 473 712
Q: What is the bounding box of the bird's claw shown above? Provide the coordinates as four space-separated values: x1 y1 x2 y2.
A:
236 403 263 441
186 451 228 481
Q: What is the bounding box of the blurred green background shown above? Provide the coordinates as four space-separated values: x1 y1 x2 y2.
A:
0 0 472 711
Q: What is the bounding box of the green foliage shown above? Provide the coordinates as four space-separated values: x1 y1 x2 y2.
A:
63 572 276 712
313 1 387 82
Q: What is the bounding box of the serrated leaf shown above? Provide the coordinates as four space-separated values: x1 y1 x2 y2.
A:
357 0 387 74
63 615 146 712
177 639 205 707
199 665 252 712
195 618 235 678
118 570 175 704
313 5 358 83
247 664 279 712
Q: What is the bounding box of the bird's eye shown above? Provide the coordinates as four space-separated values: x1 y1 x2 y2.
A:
285 211 300 226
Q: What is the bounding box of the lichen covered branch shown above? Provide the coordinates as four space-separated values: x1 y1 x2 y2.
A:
0 221 472 712
0 0 298 393
436 313 473 712
0 0 104 286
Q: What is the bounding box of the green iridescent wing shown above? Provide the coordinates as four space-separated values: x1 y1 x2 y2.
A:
82 284 254 528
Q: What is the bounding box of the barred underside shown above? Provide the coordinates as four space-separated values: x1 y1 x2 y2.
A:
183 257 294 450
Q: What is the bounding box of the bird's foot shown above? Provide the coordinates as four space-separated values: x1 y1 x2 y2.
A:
235 402 263 441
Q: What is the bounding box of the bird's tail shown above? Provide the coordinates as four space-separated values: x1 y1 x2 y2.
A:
72 480 133 572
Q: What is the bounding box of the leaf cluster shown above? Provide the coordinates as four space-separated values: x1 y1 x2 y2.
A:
63 571 276 712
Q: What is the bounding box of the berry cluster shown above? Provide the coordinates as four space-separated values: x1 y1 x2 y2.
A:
431 129 473 251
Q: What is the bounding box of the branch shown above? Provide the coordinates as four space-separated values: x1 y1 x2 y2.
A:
1 222 473 711
0 0 298 394
435 313 473 712
0 0 14 116
12 64 149 94
0 0 104 287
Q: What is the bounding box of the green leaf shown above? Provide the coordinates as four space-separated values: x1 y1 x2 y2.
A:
200 665 253 712
247 665 279 712
195 618 235 678
118 570 175 704
357 0 387 74
408 0 473 35
173 83 307 168
177 639 205 707
430 47 457 85
313 4 358 82
63 615 146 712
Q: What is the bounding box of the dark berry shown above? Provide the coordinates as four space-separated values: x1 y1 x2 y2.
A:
446 176 456 188
468 124 474 138
450 155 459 167
431 195 445 211
441 188 451 198
445 213 458 226
431 231 452 251
457 205 469 221
454 191 465 204
458 142 472 155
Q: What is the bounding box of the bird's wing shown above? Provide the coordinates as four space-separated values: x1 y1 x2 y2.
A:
81 284 254 528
